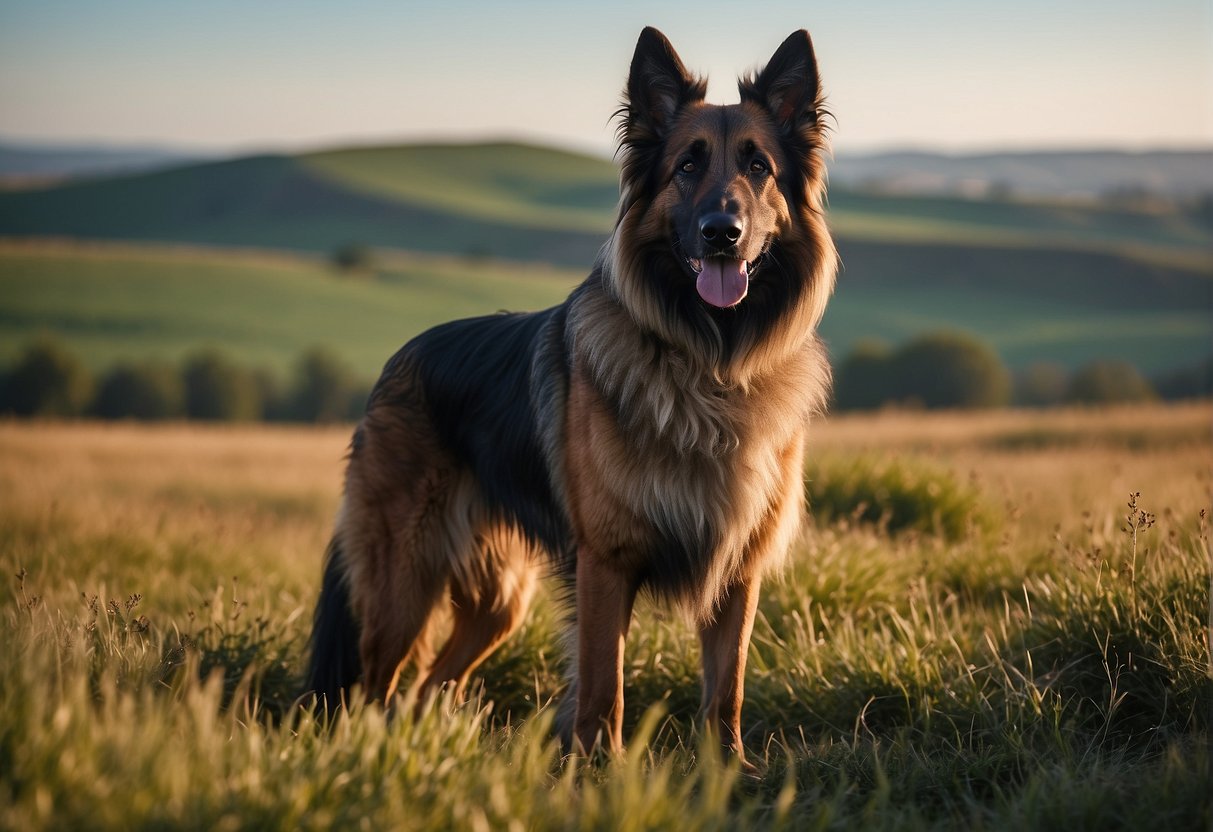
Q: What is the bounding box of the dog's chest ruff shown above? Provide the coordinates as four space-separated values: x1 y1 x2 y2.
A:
562 297 821 612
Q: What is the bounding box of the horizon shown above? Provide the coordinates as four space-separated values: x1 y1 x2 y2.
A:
4 132 1213 163
1 1 1210 156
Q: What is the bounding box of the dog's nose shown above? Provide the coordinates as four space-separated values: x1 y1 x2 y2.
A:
699 213 743 250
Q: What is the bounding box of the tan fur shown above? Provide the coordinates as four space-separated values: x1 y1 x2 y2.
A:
338 384 541 706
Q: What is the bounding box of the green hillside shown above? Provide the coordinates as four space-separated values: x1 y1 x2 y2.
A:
828 190 1213 263
828 240 1210 370
0 140 1210 375
0 149 608 266
3 140 1212 263
301 142 619 232
1 240 1207 378
0 242 577 377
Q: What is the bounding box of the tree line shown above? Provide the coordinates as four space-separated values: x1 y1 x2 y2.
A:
1 332 1208 422
833 331 1210 410
0 337 370 422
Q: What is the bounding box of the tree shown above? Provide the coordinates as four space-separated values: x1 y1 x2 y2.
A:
0 336 92 417
1152 356 1213 401
888 331 1011 409
1066 360 1156 405
182 350 261 421
252 367 291 422
92 362 184 420
833 339 893 411
331 242 374 274
288 347 360 423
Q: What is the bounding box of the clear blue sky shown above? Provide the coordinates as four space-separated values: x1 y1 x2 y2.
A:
1 0 1210 156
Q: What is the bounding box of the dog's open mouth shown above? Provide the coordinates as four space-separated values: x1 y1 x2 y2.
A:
690 257 749 308
672 235 769 308
675 239 765 309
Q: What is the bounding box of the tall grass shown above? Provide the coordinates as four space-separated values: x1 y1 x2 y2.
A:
0 405 1209 829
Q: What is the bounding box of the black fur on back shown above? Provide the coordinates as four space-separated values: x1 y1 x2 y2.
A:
304 538 361 712
402 306 572 557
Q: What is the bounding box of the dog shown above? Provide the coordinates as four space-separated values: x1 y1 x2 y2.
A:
305 26 836 764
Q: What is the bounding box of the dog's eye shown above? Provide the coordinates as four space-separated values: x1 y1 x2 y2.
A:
679 159 695 174
749 159 769 174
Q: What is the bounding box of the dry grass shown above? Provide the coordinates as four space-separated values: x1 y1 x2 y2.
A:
810 402 1211 542
0 403 1209 830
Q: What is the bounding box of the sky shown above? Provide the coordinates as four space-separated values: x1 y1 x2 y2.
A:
1 0 1210 158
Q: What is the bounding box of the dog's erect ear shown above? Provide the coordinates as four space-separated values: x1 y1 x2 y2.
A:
622 27 706 141
739 30 822 135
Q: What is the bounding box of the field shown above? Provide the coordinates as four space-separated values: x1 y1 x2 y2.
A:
2 238 1209 378
1 403 1209 829
2 140 1211 374
0 240 576 376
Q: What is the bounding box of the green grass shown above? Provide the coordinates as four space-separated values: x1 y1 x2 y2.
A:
0 242 577 377
301 142 620 233
1 142 1209 376
3 238 1208 379
823 238 1211 372
0 414 1208 829
806 453 999 540
828 189 1213 256
0 151 608 265
3 140 1212 268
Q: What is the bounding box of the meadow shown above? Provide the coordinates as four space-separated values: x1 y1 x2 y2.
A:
1 403 1208 830
2 238 1208 380
0 240 576 376
2 141 1210 376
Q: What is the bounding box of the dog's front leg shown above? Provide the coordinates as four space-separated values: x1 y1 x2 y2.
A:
698 574 762 765
573 551 638 756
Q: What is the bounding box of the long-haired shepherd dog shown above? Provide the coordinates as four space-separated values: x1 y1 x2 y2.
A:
305 26 836 764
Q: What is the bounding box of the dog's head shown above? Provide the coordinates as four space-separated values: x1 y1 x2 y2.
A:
609 28 836 371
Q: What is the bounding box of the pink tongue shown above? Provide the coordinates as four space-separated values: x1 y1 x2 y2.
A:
696 259 749 308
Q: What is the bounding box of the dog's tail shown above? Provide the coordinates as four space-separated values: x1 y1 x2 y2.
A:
303 536 362 713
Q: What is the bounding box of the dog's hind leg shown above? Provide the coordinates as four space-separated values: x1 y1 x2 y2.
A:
342 414 465 705
351 482 454 704
416 525 539 705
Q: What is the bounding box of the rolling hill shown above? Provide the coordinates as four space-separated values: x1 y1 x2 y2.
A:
0 141 1209 374
3 141 1211 263
0 144 613 266
0 241 577 377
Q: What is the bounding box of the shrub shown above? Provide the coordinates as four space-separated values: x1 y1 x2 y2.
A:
92 362 185 420
0 336 93 417
182 350 262 421
1066 360 1156 404
833 339 893 411
287 347 360 423
888 331 1011 409
251 368 291 422
331 242 374 274
806 454 997 540
1152 356 1212 401
345 384 372 422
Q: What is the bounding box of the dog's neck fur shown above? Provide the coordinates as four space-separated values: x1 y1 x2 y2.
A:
567 257 830 459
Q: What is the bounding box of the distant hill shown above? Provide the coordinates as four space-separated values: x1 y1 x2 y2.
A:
0 144 611 266
1 239 1206 377
1 140 1210 264
829 148 1213 200
0 140 1209 374
0 139 209 185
